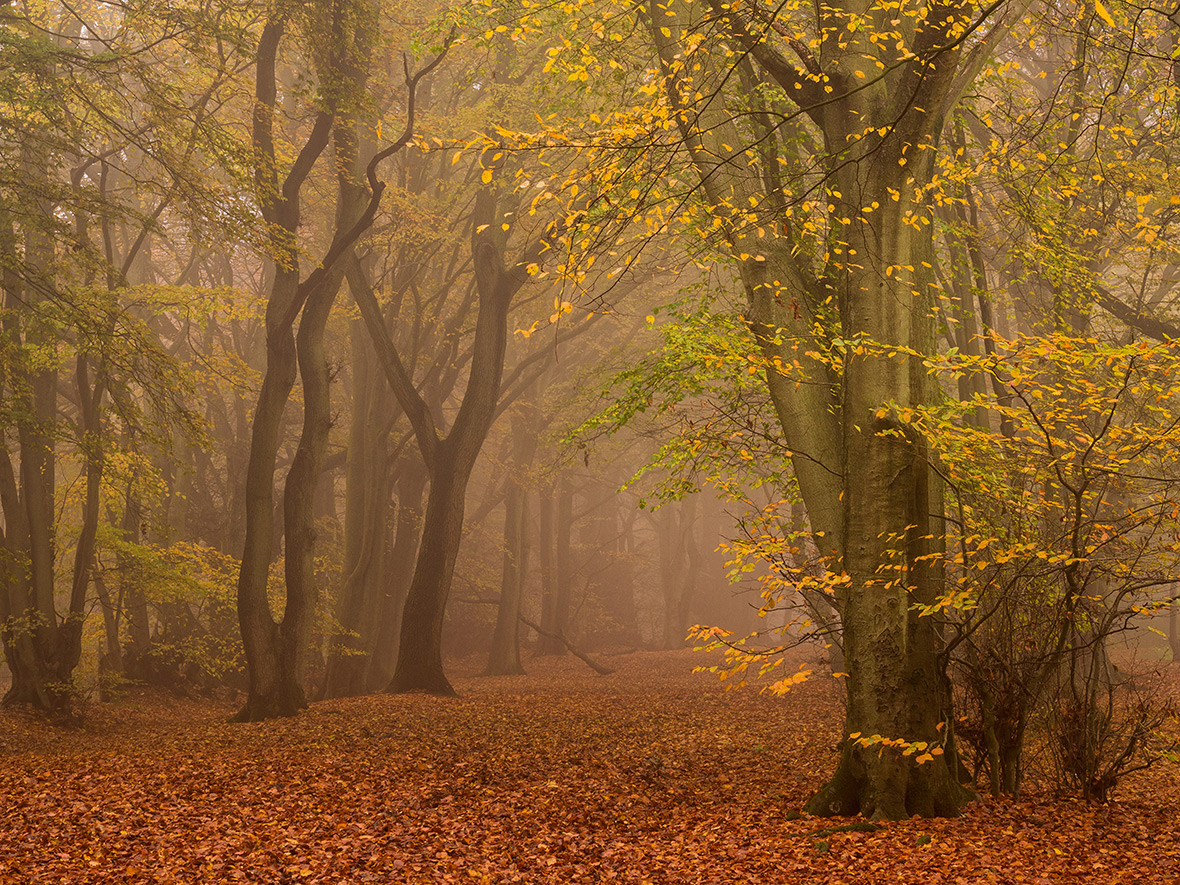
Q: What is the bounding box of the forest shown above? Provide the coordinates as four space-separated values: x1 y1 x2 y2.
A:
2 0 1180 879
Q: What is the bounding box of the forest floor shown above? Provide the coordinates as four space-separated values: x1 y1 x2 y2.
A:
1 648 1178 884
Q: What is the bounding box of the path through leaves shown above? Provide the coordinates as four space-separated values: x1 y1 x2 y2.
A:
1 650 1177 882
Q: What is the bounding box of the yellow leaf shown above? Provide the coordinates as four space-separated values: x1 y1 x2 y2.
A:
481 168 493 184
1094 0 1115 27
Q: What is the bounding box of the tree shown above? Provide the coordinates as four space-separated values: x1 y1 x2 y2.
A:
0 0 237 714
351 159 559 694
521 0 1033 815
233 0 448 720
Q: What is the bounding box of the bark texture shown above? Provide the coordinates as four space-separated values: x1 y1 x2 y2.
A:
645 0 1003 816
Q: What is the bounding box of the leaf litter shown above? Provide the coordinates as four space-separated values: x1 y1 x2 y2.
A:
1 649 1177 883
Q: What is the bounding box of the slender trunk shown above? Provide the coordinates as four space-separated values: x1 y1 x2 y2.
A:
324 324 390 697
485 483 528 675
486 405 538 675
658 502 689 649
550 480 574 651
366 461 425 690
121 490 152 674
64 355 107 679
679 500 700 649
536 482 560 655
93 570 123 675
1170 607 1180 662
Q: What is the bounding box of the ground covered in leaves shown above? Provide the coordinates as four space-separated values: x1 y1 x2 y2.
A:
2 650 1178 883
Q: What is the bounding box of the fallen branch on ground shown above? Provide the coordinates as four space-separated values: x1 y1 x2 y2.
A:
519 615 615 676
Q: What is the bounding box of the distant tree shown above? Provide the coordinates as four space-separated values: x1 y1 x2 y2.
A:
0 0 235 714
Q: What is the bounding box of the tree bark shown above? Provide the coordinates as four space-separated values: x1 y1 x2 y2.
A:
536 478 574 655
234 9 353 721
659 497 699 650
486 404 539 675
324 319 392 698
365 461 426 690
646 0 998 816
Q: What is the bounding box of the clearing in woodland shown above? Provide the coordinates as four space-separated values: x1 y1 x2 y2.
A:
1 650 1177 883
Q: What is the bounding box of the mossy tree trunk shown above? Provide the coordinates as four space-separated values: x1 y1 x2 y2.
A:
644 0 1006 816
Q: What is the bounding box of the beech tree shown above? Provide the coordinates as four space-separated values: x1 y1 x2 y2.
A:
521 0 1025 816
233 0 448 720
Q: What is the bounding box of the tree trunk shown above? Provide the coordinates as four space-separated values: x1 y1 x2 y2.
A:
535 482 561 655
805 149 966 819
366 461 426 690
658 499 695 649
0 199 77 715
552 480 574 649
354 163 552 694
390 444 469 694
234 13 340 722
324 320 392 698
1170 606 1180 663
486 404 538 675
486 483 528 675
646 0 987 817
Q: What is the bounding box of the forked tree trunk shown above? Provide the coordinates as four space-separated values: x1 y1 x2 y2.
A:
646 0 996 816
351 166 555 695
235 0 444 719
0 208 91 716
235 7 367 721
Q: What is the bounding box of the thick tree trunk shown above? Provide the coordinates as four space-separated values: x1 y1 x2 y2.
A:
805 151 968 818
390 445 469 694
647 0 985 817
